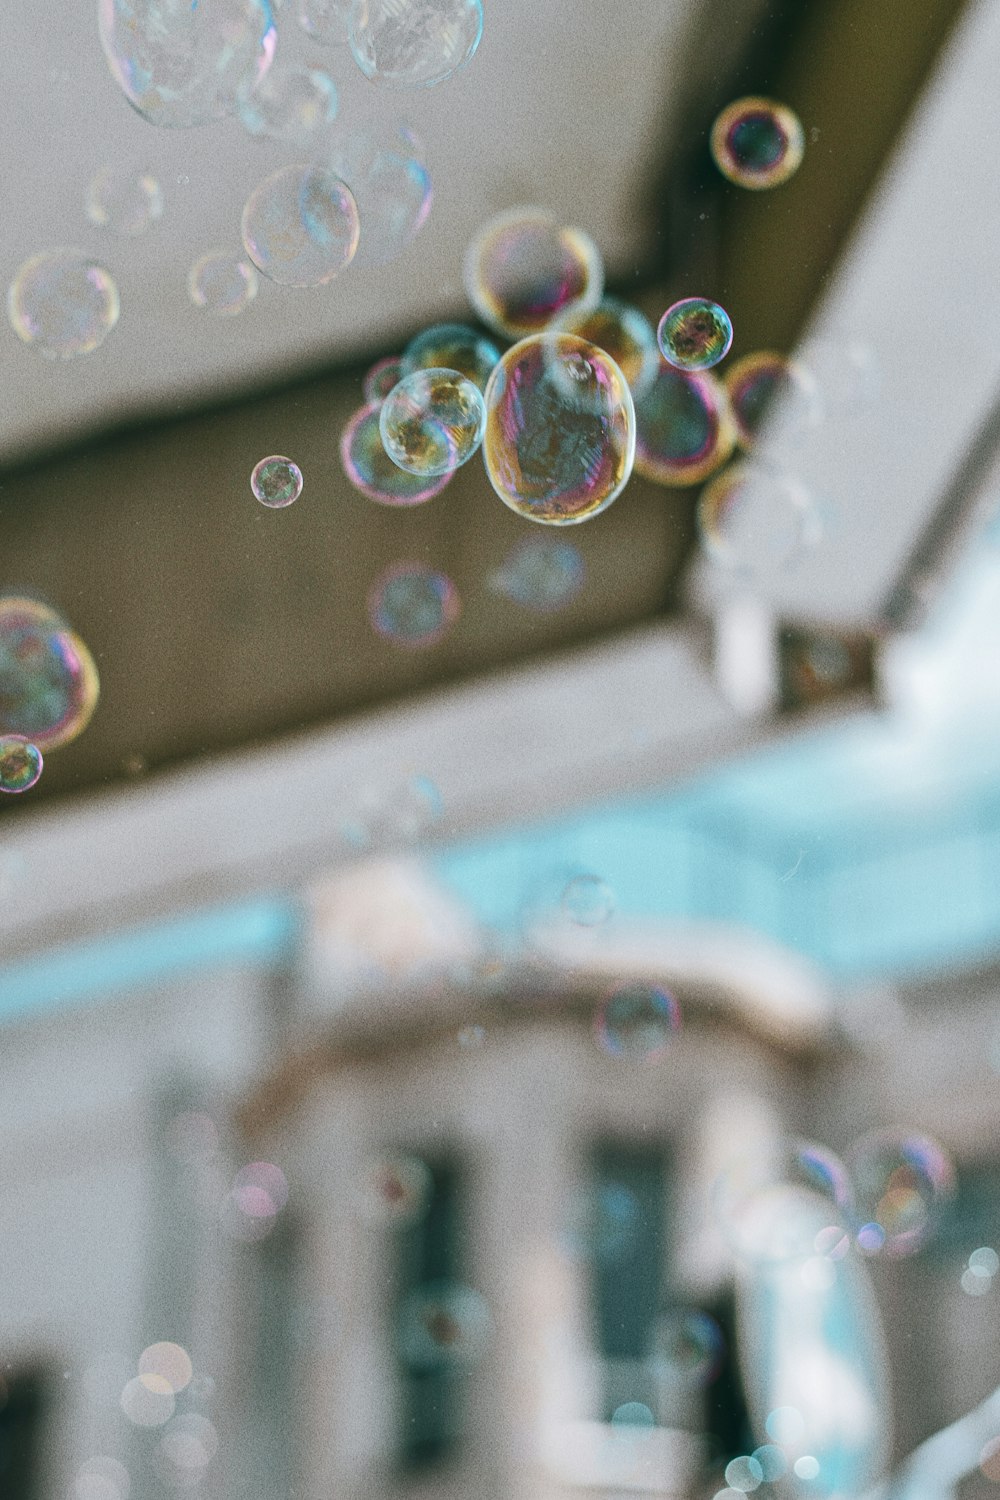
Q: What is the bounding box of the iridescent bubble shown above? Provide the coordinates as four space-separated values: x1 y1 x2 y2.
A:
482 332 635 525
712 1139 853 1265
250 455 303 508
561 874 614 926
489 538 585 612
633 363 735 487
188 251 258 316
368 563 459 648
239 63 338 146
698 463 823 573
120 1375 174 1428
138 1343 192 1395
653 1308 725 1387
724 351 821 451
241 164 359 287
711 97 805 190
380 368 486 476
348 0 484 89
341 403 452 506
594 984 680 1063
657 297 733 372
847 1131 955 1257
297 0 351 44
363 355 404 405
356 1153 432 1224
232 1161 288 1218
85 167 163 236
402 322 501 392
0 597 100 750
554 296 660 398
397 1282 491 1369
329 126 432 268
0 737 43 794
465 209 604 339
8 250 119 359
98 0 276 129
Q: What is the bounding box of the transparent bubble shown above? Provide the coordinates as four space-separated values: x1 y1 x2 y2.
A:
156 1414 218 1483
847 1131 955 1257
489 538 585 612
698 464 823 574
593 984 680 1063
962 1266 993 1297
239 63 338 146
368 562 460 648
483 333 635 525
554 296 660 398
561 874 615 926
363 355 404 405
465 208 604 339
657 298 733 372
970 1246 1000 1276
724 351 821 452
120 1374 175 1428
402 322 501 392
712 1139 853 1266
241 164 359 287
138 1343 192 1395
98 0 276 129
356 1153 432 1224
329 126 432 268
766 1406 806 1447
0 737 43 794
653 1308 725 1386
397 1282 491 1369
711 97 805 190
633 363 735 487
752 1446 788 1482
380 368 486 476
612 1402 655 1428
232 1161 288 1218
341 403 452 505
297 0 351 44
0 597 100 750
8 250 119 359
348 0 483 89
188 252 258 316
86 168 163 236
794 1457 820 1482
726 1456 764 1493
250 455 303 508
72 1456 130 1500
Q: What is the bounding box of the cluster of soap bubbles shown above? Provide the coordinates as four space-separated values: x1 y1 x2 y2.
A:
0 597 101 795
716 1421 814 1500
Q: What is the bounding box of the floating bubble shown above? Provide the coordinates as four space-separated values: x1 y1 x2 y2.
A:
380 368 486 476
0 737 43 794
402 322 501 392
239 63 338 146
483 333 635 524
368 563 460 648
188 251 259 316
348 0 484 89
657 297 733 372
241 164 359 287
633 363 735 487
250 455 303 508
970 1246 1000 1276
561 874 614 926
223 1161 288 1240
363 355 404 405
329 126 432 268
489 538 585 612
356 1153 432 1223
847 1131 955 1257
555 296 660 398
794 1457 820 1482
698 464 822 573
120 1374 175 1428
752 1446 788 1483
8 250 119 359
712 1139 853 1265
72 1456 130 1500
297 0 351 44
99 0 276 129
156 1414 218 1484
766 1406 806 1447
341 403 452 506
466 209 604 339
724 351 821 452
653 1308 725 1386
86 167 163 236
0 597 100 750
397 1282 491 1369
594 984 680 1063
612 1402 655 1428
726 1456 764 1493
138 1343 192 1395
711 97 805 190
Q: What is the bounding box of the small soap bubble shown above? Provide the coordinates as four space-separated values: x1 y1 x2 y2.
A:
120 1375 174 1428
713 1139 853 1265
555 296 660 398
752 1446 788 1483
86 167 163 236
241 164 359 287
726 1456 764 1493
348 0 484 89
0 597 100 750
380 368 486 476
250 455 303 508
653 1308 725 1386
368 563 460 648
297 0 351 44
397 1282 491 1369
489 538 585 612
724 351 821 452
633 363 735 487
483 333 635 524
402 322 501 392
239 63 338 146
356 1153 432 1223
657 297 733 372
465 209 604 339
329 126 432 268
341 403 452 505
155 1414 218 1483
711 97 805 190
9 250 119 359
138 1344 192 1395
794 1457 820 1482
848 1130 955 1257
612 1402 655 1428
698 464 822 574
594 984 680 1063
188 252 259 316
561 874 614 926
363 355 404 405
0 737 43 794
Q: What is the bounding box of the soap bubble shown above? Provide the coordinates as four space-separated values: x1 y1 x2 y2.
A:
120 1375 174 1428
239 63 338 146
155 1414 218 1484
594 984 680 1063
612 1402 655 1428
297 0 351 44
482 332 635 525
368 563 460 648
402 322 501 392
341 402 452 505
712 1139 853 1265
329 126 432 268
657 297 733 372
71 1455 131 1500
188 251 259 316
98 0 276 129
0 737 43 794
561 874 614 926
85 167 163 236
348 0 484 89
397 1282 491 1369
380 368 486 476
223 1161 288 1239
724 351 821 451
633 363 735 487
465 208 603 339
363 355 404 404
8 250 119 359
848 1130 955 1257
711 97 805 190
356 1153 432 1223
250 455 303 508
726 1456 764 1493
138 1343 192 1395
489 538 585 612
751 1446 788 1483
698 463 822 573
0 597 100 750
241 164 359 287
554 296 660 397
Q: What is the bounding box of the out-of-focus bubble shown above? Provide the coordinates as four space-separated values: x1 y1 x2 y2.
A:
554 296 660 399
793 1457 820 1481
156 1413 219 1487
250 455 303 508
483 333 635 524
962 1265 994 1297
188 252 258 316
402 322 501 392
726 1456 764 1492
297 0 351 44
120 1375 175 1428
465 209 603 339
98 0 276 129
847 1131 955 1257
223 1161 288 1240
8 250 119 359
713 1139 854 1265
397 1282 491 1369
612 1402 655 1428
657 297 733 372
724 351 821 452
239 63 338 146
489 538 585 612
72 1456 130 1500
348 0 483 88
241 164 359 287
380 368 486 476
329 126 432 268
593 984 680 1063
457 1023 486 1048
698 464 822 574
363 355 404 405
980 1438 1000 1483
970 1246 1000 1276
356 1153 432 1224
86 168 163 236
561 874 615 926
138 1343 192 1395
752 1445 788 1482
368 563 460 648
765 1405 806 1447
634 363 735 486
0 597 100 750
341 403 452 505
0 737 43 793
653 1308 725 1387
711 97 805 190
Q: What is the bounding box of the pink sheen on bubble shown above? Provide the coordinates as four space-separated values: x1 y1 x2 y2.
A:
340 403 451 506
368 562 460 648
634 362 735 487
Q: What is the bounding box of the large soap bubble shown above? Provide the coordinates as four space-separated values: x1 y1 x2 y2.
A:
465 208 603 340
8 250 119 360
241 165 359 286
380 368 486 476
0 598 100 751
348 0 483 89
238 63 338 147
633 363 735 487
329 126 432 269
